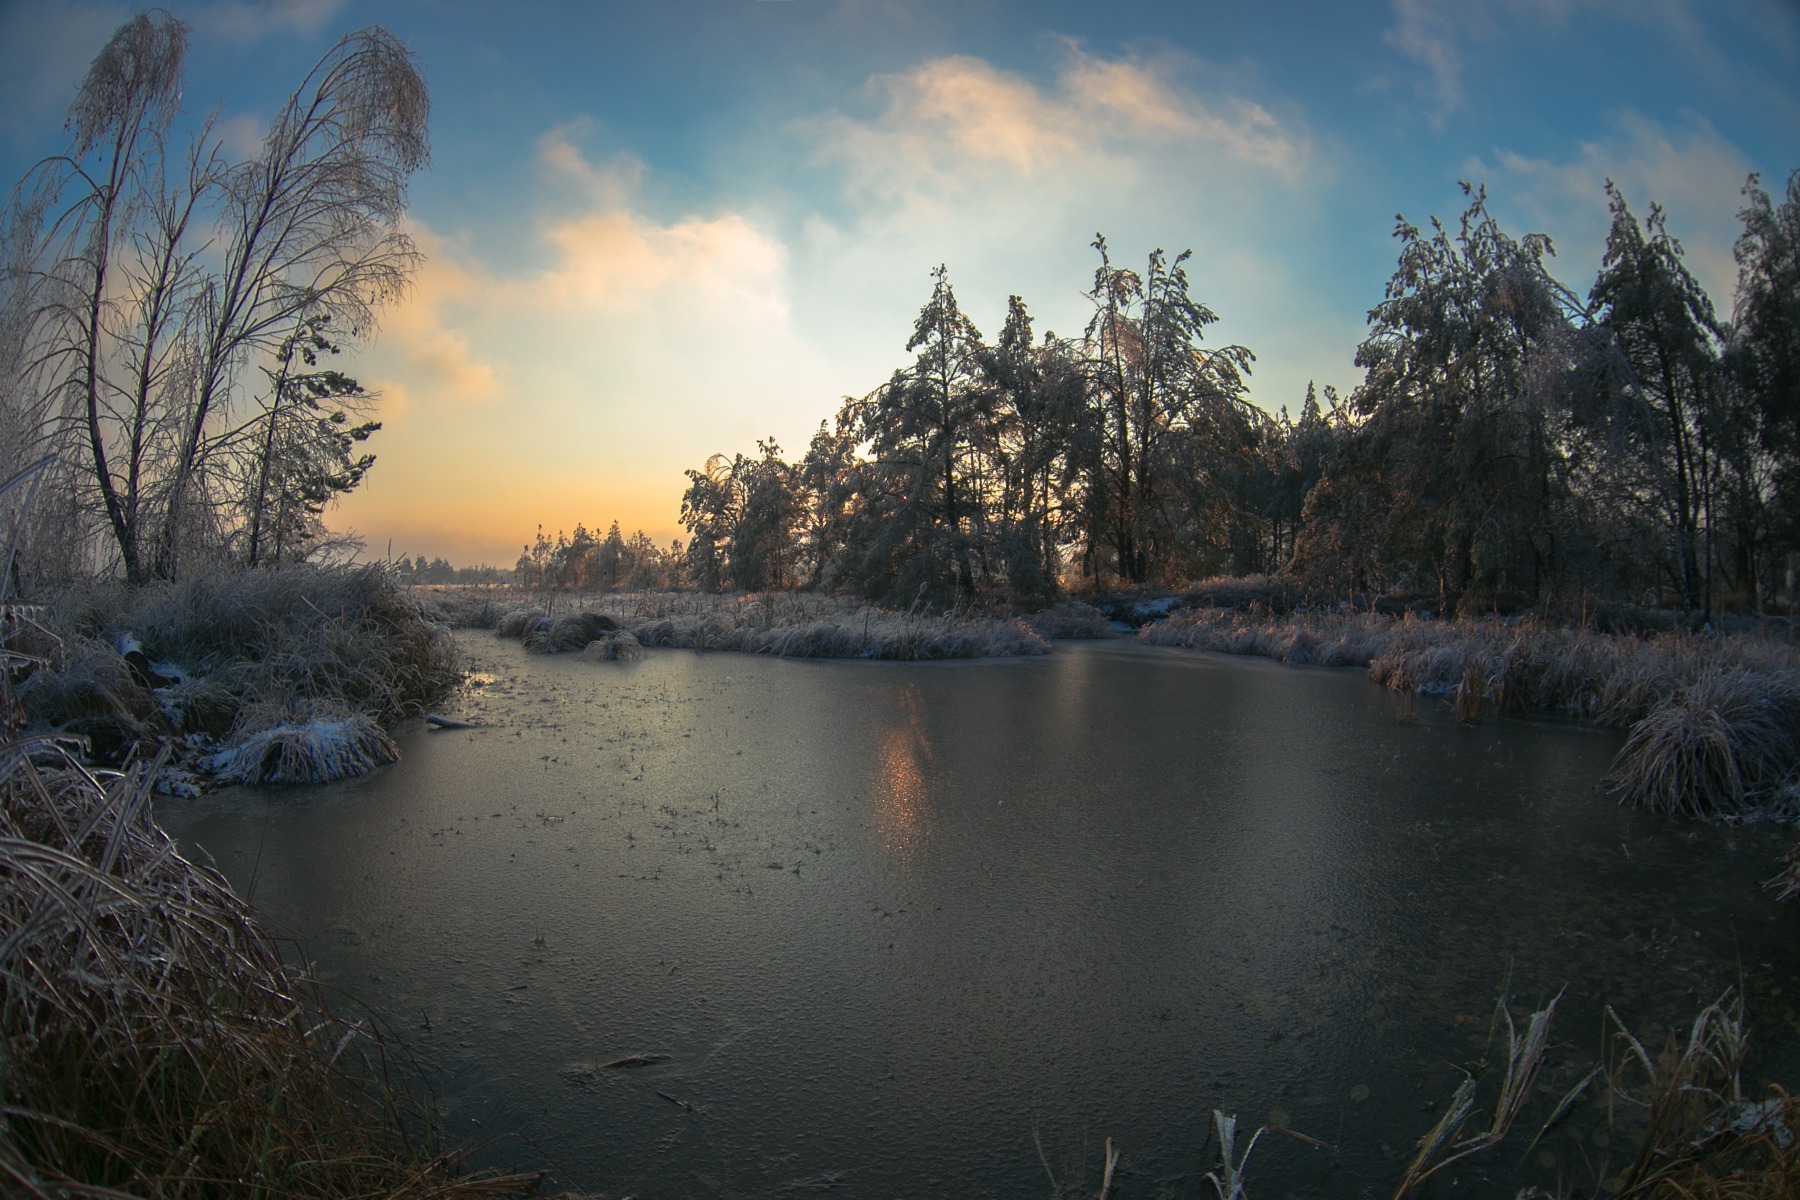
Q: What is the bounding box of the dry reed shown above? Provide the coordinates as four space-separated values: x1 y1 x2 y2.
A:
1392 991 1562 1199
1383 989 1794 1199
1771 843 1800 902
0 737 536 1197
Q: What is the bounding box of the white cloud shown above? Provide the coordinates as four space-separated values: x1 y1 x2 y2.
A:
212 110 266 161
1382 0 1465 122
1468 109 1758 308
189 0 348 45
535 120 647 207
810 42 1307 201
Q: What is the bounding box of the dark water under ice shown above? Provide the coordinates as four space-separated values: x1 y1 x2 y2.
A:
161 632 1800 1198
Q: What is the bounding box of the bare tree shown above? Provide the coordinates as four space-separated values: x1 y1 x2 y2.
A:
30 11 192 583
2 13 428 583
157 24 428 576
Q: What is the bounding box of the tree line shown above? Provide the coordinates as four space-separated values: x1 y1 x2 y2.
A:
512 522 689 593
1 11 427 590
389 555 507 586
643 177 1798 619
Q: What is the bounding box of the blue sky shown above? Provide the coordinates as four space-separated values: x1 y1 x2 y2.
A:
3 0 1797 566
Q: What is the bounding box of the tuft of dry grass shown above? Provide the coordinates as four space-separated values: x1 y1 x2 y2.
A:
1605 670 1800 818
522 611 620 654
579 631 645 662
0 737 537 1197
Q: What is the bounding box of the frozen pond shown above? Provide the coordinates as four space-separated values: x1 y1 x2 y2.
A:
161 632 1800 1197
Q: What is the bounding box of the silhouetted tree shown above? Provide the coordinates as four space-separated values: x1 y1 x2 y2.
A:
1304 187 1582 611
680 440 799 591
1733 170 1800 577
1592 182 1734 616
848 265 994 600
1079 236 1255 583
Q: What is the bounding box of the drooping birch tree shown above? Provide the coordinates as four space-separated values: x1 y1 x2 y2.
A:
3 12 428 582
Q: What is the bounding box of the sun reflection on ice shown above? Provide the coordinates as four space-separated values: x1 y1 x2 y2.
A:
872 685 933 870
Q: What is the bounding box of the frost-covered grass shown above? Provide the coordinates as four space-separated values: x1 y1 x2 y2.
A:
435 587 1053 660
1127 989 1798 1200
1384 990 1797 1200
0 738 535 1197
1142 608 1800 841
10 564 456 784
521 610 621 652
580 630 645 662
1022 600 1118 639
206 704 401 785
1138 608 1394 668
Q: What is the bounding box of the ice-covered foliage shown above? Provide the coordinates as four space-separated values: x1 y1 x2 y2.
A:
208 706 399 784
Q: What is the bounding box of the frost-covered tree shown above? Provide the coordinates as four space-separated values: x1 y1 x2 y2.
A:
1591 184 1732 615
240 317 380 566
1733 170 1800 560
1303 187 1584 610
1079 236 1256 583
680 441 800 592
2 12 428 582
851 265 995 599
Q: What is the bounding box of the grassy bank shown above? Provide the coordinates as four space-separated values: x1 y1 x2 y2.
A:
1142 608 1800 814
420 586 1061 660
1140 605 1800 901
0 735 536 1196
2 564 513 1188
9 564 458 786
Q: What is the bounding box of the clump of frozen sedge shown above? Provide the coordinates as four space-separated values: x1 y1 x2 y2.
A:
208 704 399 784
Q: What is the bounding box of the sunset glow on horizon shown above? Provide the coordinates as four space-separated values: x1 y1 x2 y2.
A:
5 0 1796 568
